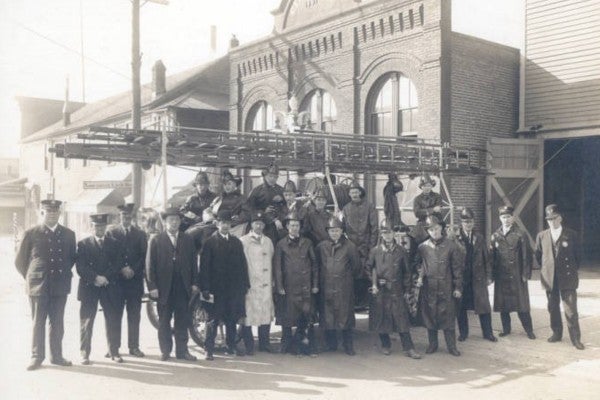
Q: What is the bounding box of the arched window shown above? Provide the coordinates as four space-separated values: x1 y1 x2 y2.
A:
300 89 338 132
245 101 275 132
368 72 418 137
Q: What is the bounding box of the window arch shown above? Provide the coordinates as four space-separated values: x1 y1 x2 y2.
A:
245 100 275 132
299 89 338 132
367 72 418 137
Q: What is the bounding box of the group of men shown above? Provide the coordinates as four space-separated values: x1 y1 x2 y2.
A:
15 169 585 371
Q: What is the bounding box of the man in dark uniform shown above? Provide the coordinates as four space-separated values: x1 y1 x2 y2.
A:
15 199 77 371
456 208 497 342
246 163 285 245
302 187 332 247
491 205 536 339
412 174 444 244
274 212 319 356
416 215 463 356
200 210 250 360
106 203 147 357
316 218 361 356
341 181 378 309
77 213 125 364
535 204 584 350
146 208 199 362
180 171 217 230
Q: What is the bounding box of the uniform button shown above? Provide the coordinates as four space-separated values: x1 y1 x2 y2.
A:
58 249 62 253
50 249 53 252
58 269 63 273
51 259 54 262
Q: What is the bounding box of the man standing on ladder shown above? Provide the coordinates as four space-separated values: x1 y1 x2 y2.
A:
412 174 444 244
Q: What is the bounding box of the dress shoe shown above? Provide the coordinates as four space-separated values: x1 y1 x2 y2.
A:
484 335 498 342
344 348 356 356
526 331 536 340
258 344 274 353
573 341 585 350
176 352 197 361
499 331 511 337
111 355 124 363
50 358 72 367
26 359 42 371
104 352 111 358
381 347 391 356
405 349 422 360
205 353 214 361
81 357 91 365
160 354 170 361
129 348 145 357
425 343 438 354
245 349 255 356
547 334 562 343
457 334 467 342
448 348 461 357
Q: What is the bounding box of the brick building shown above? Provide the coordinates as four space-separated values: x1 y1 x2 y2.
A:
229 0 519 230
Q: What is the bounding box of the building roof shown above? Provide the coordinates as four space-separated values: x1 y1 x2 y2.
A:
23 55 230 144
16 97 86 139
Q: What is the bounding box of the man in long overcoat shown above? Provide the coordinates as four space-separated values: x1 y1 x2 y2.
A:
106 203 147 357
15 199 76 371
316 218 361 355
199 210 250 360
491 205 535 339
240 212 275 354
146 208 199 362
77 213 125 364
368 219 421 359
456 208 496 342
534 204 584 350
416 216 463 356
412 174 444 244
341 181 378 308
246 164 285 245
274 212 319 355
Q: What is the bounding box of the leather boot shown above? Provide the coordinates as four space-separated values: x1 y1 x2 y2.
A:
342 329 355 356
242 326 255 356
444 329 461 356
426 330 438 354
258 325 273 352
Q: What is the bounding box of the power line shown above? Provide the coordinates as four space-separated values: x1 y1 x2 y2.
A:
10 18 130 81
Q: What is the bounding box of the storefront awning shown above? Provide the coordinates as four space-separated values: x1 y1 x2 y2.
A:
66 165 131 213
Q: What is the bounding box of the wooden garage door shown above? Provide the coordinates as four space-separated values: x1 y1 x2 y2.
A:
486 138 543 248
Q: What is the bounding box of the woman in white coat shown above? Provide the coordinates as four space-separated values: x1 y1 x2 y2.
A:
239 212 275 354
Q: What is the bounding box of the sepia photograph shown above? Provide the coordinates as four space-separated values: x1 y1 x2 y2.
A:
0 0 599 399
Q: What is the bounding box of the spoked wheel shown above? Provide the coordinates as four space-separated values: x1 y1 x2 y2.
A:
189 300 209 348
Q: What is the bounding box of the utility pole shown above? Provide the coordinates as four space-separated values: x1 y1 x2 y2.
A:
131 0 143 207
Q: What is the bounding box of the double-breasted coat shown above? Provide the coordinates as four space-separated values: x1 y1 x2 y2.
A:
246 181 285 244
302 208 333 246
316 236 361 330
199 232 250 322
457 229 492 314
341 199 378 270
534 227 579 291
181 191 217 221
490 225 532 312
273 236 318 327
240 232 275 326
76 235 124 308
145 232 198 305
412 192 444 244
106 224 147 296
367 243 412 333
15 224 77 297
416 237 463 330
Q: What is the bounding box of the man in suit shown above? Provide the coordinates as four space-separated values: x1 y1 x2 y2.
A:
534 204 584 350
200 210 250 360
77 213 125 364
15 199 77 371
146 207 199 362
106 203 147 357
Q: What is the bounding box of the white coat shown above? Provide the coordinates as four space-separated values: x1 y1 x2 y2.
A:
240 232 275 326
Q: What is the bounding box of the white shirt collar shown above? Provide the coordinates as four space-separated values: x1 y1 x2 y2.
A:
45 224 58 232
550 225 562 242
502 225 512 235
219 232 229 240
250 231 262 240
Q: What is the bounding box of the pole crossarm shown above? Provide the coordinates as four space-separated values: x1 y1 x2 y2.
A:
50 125 490 176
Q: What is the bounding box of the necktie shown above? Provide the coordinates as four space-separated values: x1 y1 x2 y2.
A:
98 238 104 249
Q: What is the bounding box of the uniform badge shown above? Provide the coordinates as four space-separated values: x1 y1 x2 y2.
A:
495 241 499 248
562 241 568 248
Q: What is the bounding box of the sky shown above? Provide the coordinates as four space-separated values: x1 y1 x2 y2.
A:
0 0 524 159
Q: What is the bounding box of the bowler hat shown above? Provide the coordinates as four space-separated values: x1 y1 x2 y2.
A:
545 204 562 220
216 210 233 222
161 207 181 219
90 213 109 225
284 211 301 223
117 203 136 214
460 207 475 220
194 171 210 186
325 217 344 230
41 199 62 210
498 205 514 216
